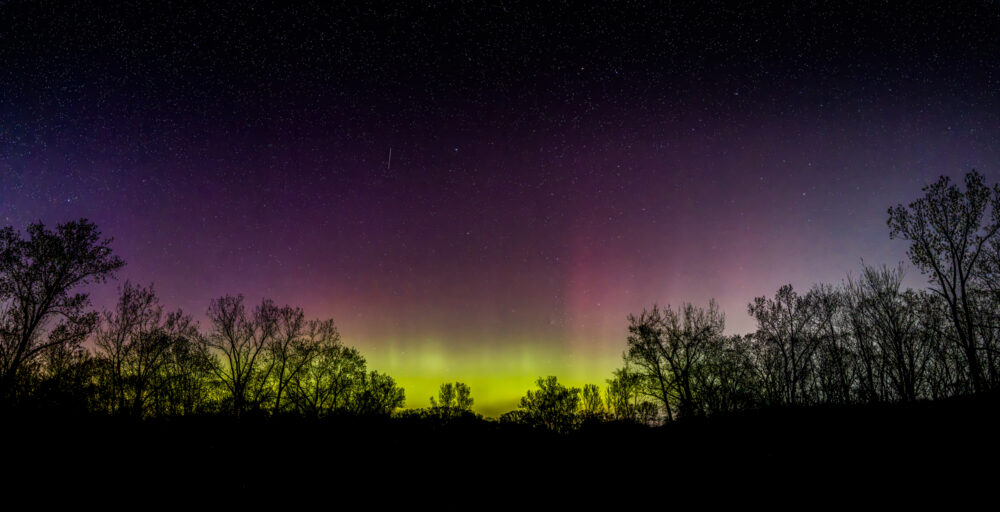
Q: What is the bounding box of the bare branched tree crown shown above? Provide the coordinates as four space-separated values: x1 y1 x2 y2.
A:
0 219 124 399
887 170 1000 392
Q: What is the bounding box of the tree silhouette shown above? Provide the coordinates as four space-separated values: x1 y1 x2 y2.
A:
154 320 214 416
94 281 198 416
624 301 726 419
265 306 319 414
10 193 1000 437
518 376 580 432
201 295 280 416
350 370 405 415
748 285 823 406
579 383 606 421
0 219 124 404
29 322 96 412
287 337 365 417
605 364 647 422
622 307 674 420
695 334 759 415
842 264 933 402
888 170 1000 393
430 381 474 416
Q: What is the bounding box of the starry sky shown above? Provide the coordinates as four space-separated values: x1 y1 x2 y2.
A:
3 1 1000 415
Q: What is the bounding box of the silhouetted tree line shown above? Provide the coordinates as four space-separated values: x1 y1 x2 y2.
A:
0 220 405 417
4 171 1000 432
576 170 1000 425
497 170 1000 430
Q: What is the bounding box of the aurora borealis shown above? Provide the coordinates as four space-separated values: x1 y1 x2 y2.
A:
3 2 1000 415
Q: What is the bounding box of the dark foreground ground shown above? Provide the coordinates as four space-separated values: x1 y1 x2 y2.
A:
4 394 999 502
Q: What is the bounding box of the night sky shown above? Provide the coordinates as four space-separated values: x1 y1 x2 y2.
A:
3 1 1000 415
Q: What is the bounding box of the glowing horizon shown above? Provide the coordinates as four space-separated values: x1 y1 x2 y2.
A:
360 339 621 417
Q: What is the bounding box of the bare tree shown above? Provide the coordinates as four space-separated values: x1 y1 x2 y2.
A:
154 317 213 416
579 383 606 421
27 314 97 411
605 364 647 422
888 170 1000 393
842 264 934 402
287 335 366 418
624 306 675 420
624 301 726 419
807 283 854 405
695 334 760 415
0 219 124 403
94 282 185 416
911 291 961 399
201 295 280 416
748 285 823 406
266 306 321 414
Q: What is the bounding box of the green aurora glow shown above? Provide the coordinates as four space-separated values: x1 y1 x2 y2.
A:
360 340 624 417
